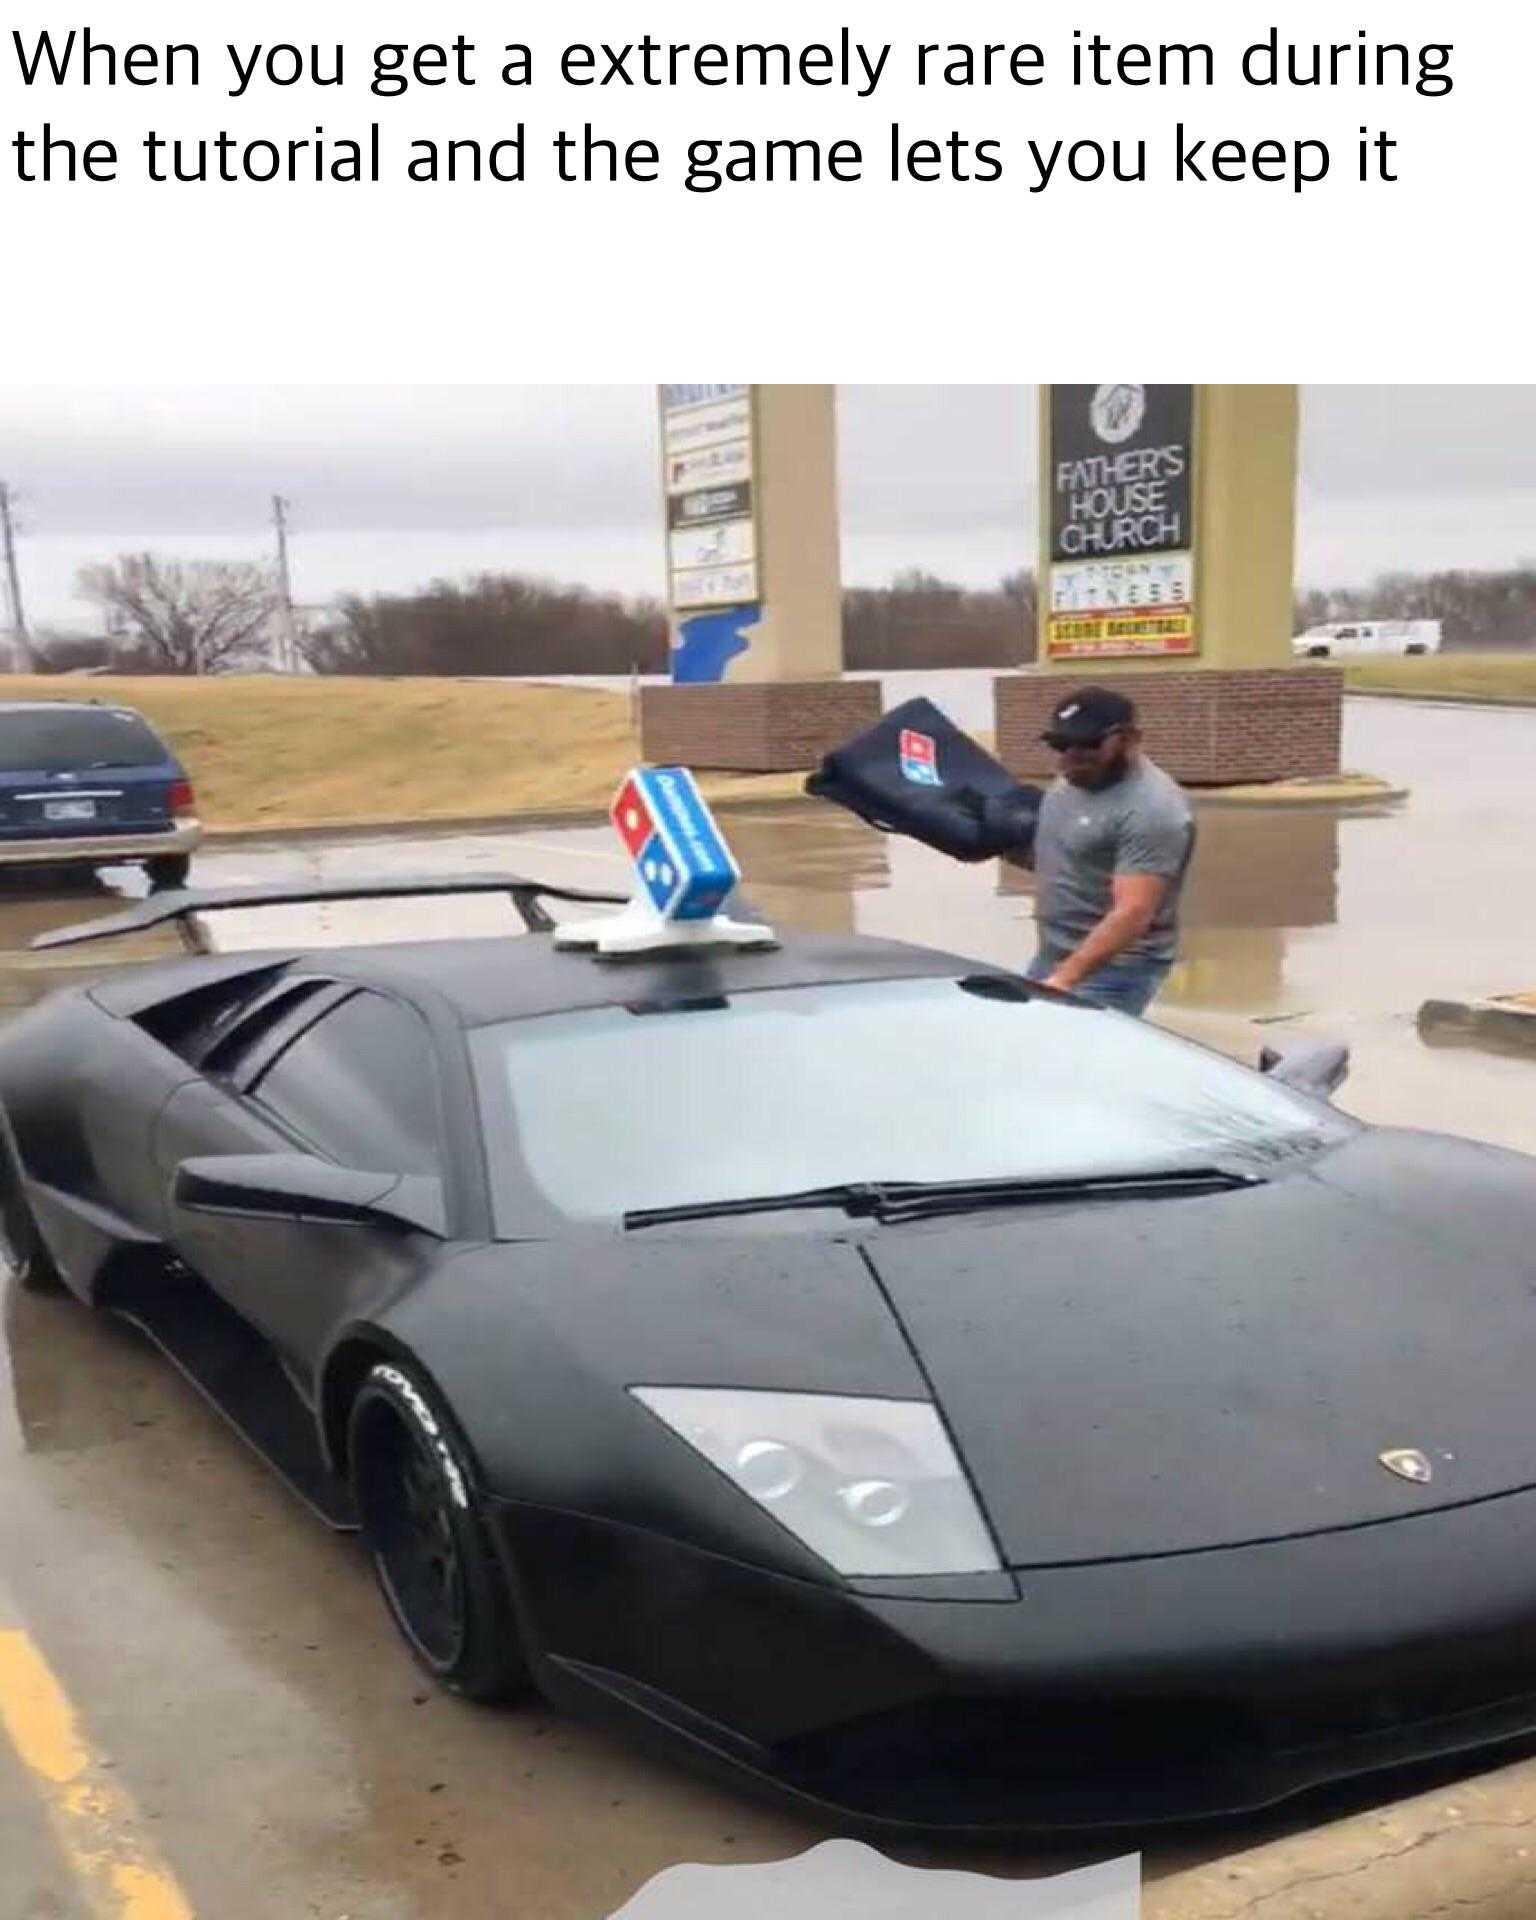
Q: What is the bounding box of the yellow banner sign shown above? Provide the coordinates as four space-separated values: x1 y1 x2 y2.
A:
1048 608 1196 658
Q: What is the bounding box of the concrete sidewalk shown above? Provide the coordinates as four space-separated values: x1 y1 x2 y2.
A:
1149 1750 1536 1918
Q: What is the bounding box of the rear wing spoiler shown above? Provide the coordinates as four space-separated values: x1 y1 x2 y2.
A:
30 874 628 951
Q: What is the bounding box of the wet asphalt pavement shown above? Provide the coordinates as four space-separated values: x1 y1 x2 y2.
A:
4 695 1536 1919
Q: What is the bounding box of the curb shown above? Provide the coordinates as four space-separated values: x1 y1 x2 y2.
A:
1344 686 1536 710
196 787 819 847
192 771 1405 847
1191 774 1408 809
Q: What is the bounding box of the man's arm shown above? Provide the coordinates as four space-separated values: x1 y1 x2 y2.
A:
1042 872 1170 992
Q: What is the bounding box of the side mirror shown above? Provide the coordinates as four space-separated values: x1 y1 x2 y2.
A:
173 1153 446 1236
1259 1039 1350 1101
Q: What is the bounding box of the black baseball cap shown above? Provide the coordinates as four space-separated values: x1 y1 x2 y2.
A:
1040 686 1137 748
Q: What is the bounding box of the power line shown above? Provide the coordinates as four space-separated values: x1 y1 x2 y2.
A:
271 493 300 672
0 483 35 671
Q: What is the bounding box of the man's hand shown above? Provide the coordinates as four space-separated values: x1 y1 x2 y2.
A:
1045 872 1169 991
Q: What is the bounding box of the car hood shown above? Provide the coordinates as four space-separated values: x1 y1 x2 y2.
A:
863 1128 1536 1567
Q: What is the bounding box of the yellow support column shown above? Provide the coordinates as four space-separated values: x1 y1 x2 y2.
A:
1000 384 1342 786
1194 385 1298 670
640 383 877 770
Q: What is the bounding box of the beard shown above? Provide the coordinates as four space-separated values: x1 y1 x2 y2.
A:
1064 739 1132 789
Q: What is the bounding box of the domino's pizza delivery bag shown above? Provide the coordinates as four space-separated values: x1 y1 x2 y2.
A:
805 698 1043 866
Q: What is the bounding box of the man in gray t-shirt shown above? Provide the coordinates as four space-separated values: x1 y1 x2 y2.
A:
1025 686 1194 1017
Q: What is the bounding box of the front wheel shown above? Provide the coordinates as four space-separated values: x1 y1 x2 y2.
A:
146 854 191 891
349 1360 528 1702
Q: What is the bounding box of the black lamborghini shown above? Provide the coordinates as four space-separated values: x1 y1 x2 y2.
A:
8 874 1536 1830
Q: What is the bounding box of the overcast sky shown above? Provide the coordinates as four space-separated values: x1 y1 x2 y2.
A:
5 385 1536 625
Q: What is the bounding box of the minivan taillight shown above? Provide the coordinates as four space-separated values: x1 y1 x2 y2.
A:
168 779 195 817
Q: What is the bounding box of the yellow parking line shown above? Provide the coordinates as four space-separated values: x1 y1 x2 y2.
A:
0 1628 195 1920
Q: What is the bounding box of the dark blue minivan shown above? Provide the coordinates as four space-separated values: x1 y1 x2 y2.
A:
0 702 202 888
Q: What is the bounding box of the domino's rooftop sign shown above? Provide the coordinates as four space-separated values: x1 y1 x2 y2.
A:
555 765 773 956
612 766 740 922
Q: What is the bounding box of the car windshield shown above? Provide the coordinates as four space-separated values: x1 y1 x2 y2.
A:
473 978 1352 1229
0 707 166 772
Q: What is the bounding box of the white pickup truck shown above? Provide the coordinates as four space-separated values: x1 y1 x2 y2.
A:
1293 619 1442 659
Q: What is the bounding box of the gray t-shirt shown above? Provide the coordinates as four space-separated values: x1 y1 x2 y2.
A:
1032 756 1194 964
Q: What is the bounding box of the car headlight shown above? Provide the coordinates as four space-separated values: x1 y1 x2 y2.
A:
630 1387 1001 1577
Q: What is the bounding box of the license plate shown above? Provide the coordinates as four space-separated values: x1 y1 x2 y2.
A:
43 798 97 822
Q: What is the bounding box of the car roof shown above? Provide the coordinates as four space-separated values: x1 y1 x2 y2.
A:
320 929 992 1026
91 929 1000 1027
0 700 148 715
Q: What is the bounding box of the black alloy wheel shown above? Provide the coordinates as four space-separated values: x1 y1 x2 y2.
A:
348 1360 528 1702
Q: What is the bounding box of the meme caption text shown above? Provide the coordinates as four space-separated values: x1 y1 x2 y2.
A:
8 24 1455 195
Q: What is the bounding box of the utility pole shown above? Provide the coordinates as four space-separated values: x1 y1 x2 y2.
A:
0 483 34 672
271 493 300 672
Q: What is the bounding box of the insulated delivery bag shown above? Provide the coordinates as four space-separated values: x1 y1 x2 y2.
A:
805 698 1043 865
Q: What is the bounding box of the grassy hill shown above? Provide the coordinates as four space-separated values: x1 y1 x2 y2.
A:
15 660 1525 839
3 676 806 834
1341 652 1536 703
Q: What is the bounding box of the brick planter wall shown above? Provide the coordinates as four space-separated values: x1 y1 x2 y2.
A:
640 680 882 772
995 668 1344 785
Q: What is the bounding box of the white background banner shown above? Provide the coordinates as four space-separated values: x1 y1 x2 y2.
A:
0 2 1517 378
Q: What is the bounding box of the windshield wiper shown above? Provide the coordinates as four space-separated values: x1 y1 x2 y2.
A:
863 1166 1262 1222
626 1182 895 1229
624 1167 1262 1230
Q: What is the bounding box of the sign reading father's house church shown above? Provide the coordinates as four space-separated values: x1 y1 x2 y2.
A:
1047 384 1197 661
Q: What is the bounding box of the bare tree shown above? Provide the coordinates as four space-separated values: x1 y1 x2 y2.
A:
76 554 279 673
307 573 668 676
842 571 1035 670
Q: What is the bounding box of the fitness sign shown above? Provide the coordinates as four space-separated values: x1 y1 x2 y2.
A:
1046 384 1197 661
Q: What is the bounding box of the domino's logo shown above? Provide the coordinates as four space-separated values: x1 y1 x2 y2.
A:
613 776 659 860
636 836 680 913
610 767 740 922
899 728 942 786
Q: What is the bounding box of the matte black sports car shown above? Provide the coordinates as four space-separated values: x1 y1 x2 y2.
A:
9 875 1536 1830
